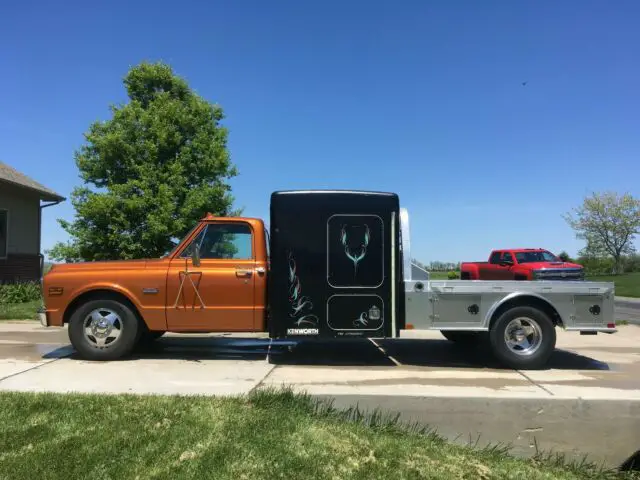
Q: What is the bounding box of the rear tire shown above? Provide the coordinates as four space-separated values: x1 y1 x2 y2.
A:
489 306 556 369
68 298 140 361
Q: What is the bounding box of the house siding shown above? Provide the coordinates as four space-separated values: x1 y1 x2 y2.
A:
0 182 40 255
0 254 40 283
0 182 41 282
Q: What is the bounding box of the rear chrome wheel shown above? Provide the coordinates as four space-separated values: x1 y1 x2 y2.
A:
503 317 543 356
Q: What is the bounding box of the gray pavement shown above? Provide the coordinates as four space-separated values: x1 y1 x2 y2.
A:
0 322 639 468
616 296 640 325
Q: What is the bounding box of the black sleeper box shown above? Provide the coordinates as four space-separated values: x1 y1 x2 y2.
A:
268 190 402 339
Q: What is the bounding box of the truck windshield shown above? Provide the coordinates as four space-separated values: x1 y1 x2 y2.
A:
515 251 560 263
162 224 200 258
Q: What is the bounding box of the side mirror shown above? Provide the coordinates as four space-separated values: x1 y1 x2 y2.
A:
192 243 201 267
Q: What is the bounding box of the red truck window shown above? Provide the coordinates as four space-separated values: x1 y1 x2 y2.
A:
503 252 514 263
489 251 502 264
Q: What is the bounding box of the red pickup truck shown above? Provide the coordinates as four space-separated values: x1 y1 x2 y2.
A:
460 249 584 281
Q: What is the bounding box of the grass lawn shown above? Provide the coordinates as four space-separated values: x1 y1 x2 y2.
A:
0 390 635 480
0 300 40 320
588 272 640 298
428 271 456 280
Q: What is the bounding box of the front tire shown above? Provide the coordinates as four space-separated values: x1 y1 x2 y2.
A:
489 306 556 369
68 298 140 361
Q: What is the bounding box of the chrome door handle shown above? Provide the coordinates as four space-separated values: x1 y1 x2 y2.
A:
235 269 253 278
255 267 266 274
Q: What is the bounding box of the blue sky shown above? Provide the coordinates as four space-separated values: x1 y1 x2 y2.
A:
1 0 639 263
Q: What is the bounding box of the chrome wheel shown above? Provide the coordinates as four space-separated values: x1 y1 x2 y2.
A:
504 317 542 356
83 308 123 348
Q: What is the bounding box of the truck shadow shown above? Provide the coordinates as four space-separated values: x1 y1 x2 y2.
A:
125 337 396 366
110 336 611 371
377 339 611 371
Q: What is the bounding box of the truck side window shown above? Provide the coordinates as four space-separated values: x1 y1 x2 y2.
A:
489 251 502 264
183 223 253 260
503 252 514 263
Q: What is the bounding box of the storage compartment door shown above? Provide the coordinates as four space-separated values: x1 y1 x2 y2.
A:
432 293 484 328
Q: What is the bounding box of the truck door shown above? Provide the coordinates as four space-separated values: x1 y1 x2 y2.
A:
483 251 503 280
166 221 256 331
495 251 515 280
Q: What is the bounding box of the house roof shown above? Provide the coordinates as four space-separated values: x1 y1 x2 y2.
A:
0 161 65 202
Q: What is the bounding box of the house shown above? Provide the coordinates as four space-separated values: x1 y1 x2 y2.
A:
0 161 65 283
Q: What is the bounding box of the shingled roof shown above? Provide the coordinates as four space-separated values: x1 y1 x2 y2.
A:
0 161 65 202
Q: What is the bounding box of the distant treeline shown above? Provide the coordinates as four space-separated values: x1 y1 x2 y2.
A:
412 260 461 272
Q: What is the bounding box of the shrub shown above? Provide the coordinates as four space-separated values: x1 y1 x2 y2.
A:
0 282 43 304
447 271 459 280
578 256 615 276
623 254 640 273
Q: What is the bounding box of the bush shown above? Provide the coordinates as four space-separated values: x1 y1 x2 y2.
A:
623 254 640 273
447 271 459 280
578 253 640 276
0 282 43 305
578 256 615 276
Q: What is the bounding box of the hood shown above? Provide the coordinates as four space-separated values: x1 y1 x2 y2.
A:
526 261 583 270
49 259 153 272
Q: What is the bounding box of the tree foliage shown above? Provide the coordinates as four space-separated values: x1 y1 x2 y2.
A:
564 192 640 273
48 62 238 261
557 251 571 262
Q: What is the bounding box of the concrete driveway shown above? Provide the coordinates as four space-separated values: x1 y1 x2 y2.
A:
1 322 639 468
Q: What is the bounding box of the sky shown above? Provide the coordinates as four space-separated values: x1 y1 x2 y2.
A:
1 0 639 263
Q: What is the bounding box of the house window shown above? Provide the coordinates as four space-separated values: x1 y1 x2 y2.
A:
0 210 7 259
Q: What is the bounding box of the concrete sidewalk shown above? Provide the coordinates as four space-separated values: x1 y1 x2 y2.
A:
617 296 640 303
0 322 638 467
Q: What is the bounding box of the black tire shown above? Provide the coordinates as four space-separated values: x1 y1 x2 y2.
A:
441 330 482 345
489 306 556 369
68 298 140 361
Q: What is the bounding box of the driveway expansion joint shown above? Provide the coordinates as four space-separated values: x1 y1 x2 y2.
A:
516 370 555 396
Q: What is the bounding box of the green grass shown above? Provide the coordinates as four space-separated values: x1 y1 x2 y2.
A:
0 390 635 480
588 272 640 298
0 300 41 320
429 271 458 279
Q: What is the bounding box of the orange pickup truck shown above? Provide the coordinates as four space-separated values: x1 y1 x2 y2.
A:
41 190 615 369
43 215 268 360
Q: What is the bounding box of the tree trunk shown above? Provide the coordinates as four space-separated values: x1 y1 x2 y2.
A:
613 254 621 275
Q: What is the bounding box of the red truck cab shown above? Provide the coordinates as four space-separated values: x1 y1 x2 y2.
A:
460 249 584 281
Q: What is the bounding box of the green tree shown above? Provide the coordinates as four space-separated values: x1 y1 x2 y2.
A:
557 251 571 262
563 192 640 274
48 62 238 261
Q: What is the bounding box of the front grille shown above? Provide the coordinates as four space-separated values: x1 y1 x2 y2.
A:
534 269 584 281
